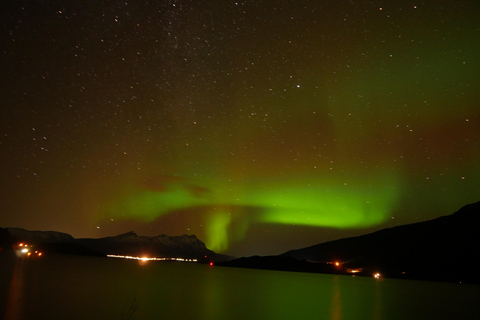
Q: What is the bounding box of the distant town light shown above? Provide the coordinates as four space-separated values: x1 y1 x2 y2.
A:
374 273 381 279
107 254 198 263
346 268 362 274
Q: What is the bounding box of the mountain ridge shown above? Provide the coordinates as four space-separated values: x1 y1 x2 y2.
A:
2 228 232 262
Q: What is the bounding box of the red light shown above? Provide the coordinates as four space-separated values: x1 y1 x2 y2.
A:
209 262 213 266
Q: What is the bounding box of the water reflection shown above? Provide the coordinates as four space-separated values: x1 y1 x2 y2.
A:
5 259 25 319
330 276 341 320
372 276 383 320
1 256 479 320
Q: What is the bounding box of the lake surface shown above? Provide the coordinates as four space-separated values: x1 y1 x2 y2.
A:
1 255 479 320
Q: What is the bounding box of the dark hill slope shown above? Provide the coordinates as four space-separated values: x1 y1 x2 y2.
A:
282 201 480 283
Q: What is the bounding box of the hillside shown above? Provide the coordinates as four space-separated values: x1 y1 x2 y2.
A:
281 201 480 283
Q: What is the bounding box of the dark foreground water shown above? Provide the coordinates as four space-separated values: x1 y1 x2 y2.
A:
1 255 479 320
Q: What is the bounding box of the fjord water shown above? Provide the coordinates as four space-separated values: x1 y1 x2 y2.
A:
1 255 479 320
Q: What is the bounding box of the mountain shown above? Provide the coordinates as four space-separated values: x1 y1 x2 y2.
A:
7 227 74 243
3 228 231 262
75 231 232 262
281 201 480 283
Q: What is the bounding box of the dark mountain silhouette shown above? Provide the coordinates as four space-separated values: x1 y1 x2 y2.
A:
280 201 480 283
75 231 232 262
3 228 231 262
7 227 74 243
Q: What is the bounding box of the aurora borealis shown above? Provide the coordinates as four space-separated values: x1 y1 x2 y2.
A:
1 1 479 256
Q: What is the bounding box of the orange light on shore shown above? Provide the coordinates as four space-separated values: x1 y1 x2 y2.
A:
374 273 381 279
15 243 43 258
335 261 340 267
209 262 214 266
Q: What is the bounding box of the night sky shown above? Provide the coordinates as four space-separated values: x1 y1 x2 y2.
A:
1 1 479 257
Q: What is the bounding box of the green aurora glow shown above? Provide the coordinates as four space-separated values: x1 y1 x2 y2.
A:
104 169 402 251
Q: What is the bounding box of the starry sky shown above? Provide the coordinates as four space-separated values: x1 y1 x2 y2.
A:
1 0 479 257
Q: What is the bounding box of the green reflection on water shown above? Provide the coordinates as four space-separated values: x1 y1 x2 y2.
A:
2 255 480 320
